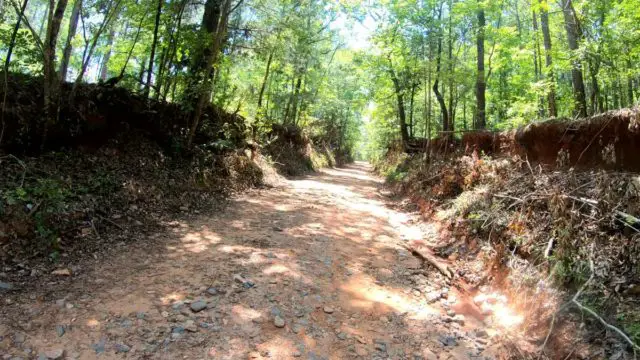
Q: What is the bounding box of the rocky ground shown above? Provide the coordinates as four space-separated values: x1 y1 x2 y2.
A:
0 162 515 359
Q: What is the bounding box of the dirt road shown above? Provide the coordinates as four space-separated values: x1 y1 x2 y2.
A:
0 162 499 359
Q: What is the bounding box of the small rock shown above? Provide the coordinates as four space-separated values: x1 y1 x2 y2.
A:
13 333 25 344
438 335 457 347
323 306 334 314
55 325 65 337
337 332 347 340
51 268 71 276
422 348 437 360
446 310 456 317
115 343 131 353
136 312 146 319
0 281 13 291
293 350 302 357
269 279 278 284
355 346 368 356
55 299 66 307
184 320 198 332
179 206 189 211
274 316 285 328
233 274 255 288
374 340 387 352
475 329 488 338
452 314 465 325
206 287 218 296
44 349 64 359
190 300 207 312
92 339 106 354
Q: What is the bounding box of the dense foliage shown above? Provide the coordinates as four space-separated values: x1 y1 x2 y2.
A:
1 0 638 160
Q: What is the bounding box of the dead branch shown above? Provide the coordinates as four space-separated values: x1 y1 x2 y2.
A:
572 255 640 355
1 154 27 187
90 219 100 238
96 215 124 230
404 241 454 279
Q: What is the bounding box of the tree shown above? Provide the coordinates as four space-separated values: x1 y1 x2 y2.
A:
539 0 557 117
475 0 486 129
59 0 81 81
560 0 587 117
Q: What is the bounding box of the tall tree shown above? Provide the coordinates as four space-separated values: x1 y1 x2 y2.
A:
560 0 587 117
59 0 81 81
475 0 486 129
144 0 163 98
539 0 557 117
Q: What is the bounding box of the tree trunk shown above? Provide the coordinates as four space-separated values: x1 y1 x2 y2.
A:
475 1 486 129
186 0 231 148
161 0 187 100
561 0 587 117
257 50 274 109
409 82 416 138
73 0 121 87
531 9 544 117
144 0 163 98
539 0 557 117
627 58 635 106
138 57 146 91
448 0 455 131
59 0 81 82
100 27 115 80
433 27 449 132
389 65 410 148
42 0 70 148
289 75 303 124
3 0 29 72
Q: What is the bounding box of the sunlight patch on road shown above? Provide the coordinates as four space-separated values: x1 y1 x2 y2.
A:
179 230 221 253
231 305 263 324
289 179 357 198
255 335 298 359
262 263 303 280
321 167 384 183
159 292 184 305
340 275 438 319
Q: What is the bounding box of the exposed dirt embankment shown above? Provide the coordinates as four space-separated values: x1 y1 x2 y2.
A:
424 108 640 171
380 110 640 359
0 72 246 154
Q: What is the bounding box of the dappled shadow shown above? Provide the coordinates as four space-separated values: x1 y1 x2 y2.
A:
0 162 492 359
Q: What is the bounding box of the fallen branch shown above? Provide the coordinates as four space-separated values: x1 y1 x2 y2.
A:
96 215 124 230
572 256 640 355
1 154 26 187
90 219 100 238
404 241 454 279
541 249 640 357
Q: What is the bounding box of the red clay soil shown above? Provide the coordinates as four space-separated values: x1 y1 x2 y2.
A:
424 108 640 171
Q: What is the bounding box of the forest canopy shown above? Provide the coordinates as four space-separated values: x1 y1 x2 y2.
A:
0 0 639 160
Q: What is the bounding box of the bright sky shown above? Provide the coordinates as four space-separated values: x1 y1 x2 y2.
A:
330 12 378 51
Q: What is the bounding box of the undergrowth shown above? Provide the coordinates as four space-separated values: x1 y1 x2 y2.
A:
378 146 640 358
